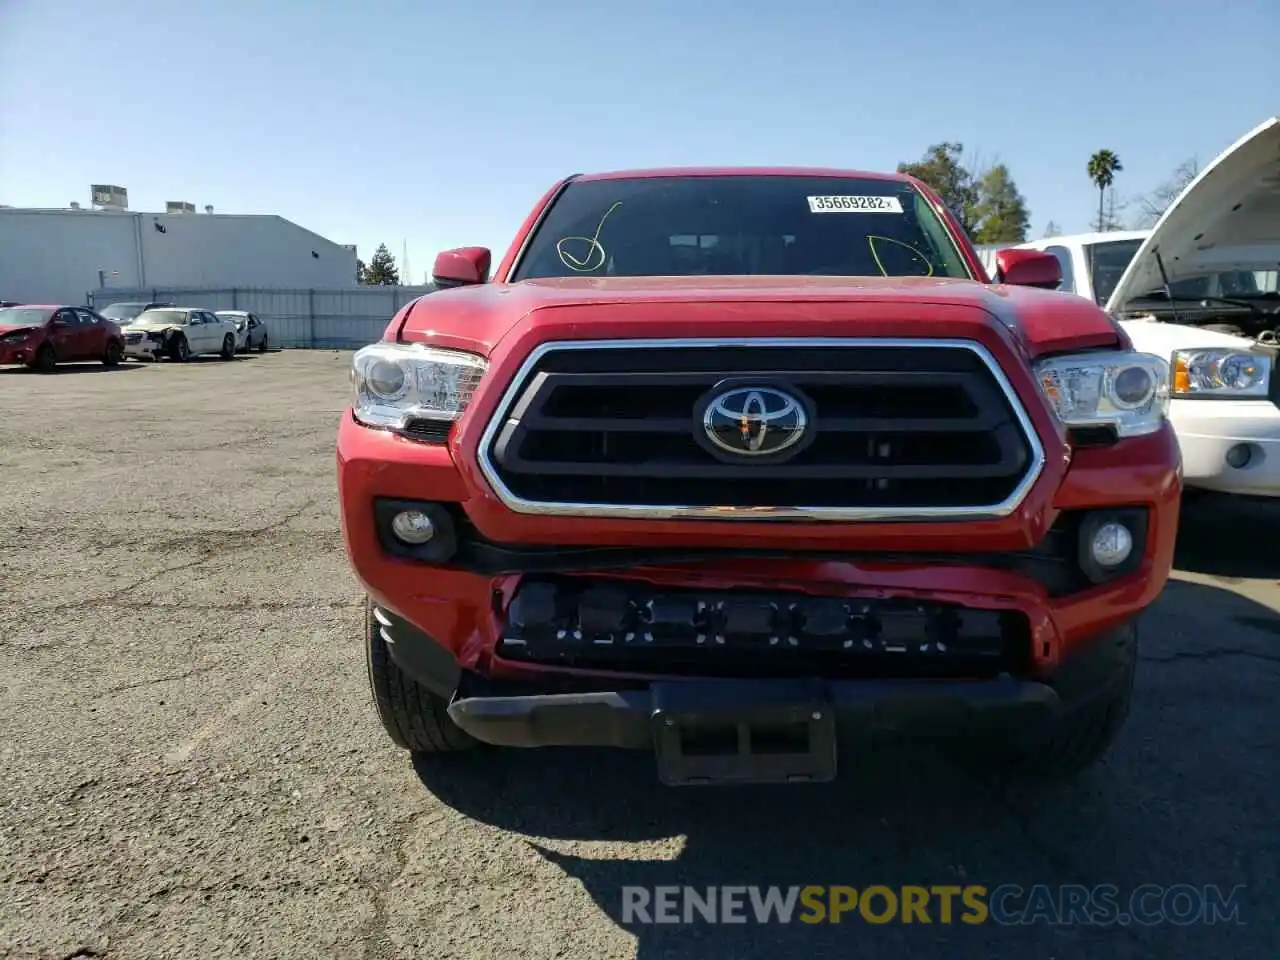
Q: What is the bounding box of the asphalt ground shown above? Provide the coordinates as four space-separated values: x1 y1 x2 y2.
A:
1 350 1277 960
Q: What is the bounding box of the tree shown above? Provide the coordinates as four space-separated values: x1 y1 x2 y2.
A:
898 143 1030 243
1134 157 1200 227
1087 149 1123 232
1100 187 1129 232
1043 220 1062 238
363 243 400 285
356 259 367 284
971 164 1030 244
898 142 980 234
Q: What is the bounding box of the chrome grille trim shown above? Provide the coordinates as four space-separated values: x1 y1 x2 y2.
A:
475 337 1047 522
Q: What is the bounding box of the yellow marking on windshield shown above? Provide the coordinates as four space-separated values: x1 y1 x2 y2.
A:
556 201 623 272
867 235 935 278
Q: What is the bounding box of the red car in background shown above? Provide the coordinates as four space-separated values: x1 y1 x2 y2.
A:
0 305 126 372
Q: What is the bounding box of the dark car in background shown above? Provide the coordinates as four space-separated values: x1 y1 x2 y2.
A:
0 305 126 371
98 300 176 325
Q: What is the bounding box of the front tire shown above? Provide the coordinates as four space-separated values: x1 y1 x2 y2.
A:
168 334 190 362
365 599 475 754
257 333 268 353
220 334 235 360
973 624 1137 781
103 339 123 367
30 344 56 373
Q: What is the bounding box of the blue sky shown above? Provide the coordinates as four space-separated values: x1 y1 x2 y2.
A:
1 0 1276 282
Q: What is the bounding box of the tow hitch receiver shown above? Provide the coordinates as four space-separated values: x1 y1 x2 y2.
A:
650 679 837 786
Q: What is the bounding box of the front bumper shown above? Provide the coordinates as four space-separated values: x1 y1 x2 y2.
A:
0 341 34 364
424 611 1134 785
1171 398 1280 496
339 415 1181 682
123 334 161 359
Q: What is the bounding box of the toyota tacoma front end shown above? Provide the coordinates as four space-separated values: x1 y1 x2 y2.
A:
337 168 1180 785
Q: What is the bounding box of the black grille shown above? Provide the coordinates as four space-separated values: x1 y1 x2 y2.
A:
484 343 1038 511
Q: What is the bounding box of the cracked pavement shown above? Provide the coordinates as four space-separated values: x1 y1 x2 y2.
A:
2 352 1278 959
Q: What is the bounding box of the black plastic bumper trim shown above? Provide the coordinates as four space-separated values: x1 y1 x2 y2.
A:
446 675 1062 749
373 604 462 700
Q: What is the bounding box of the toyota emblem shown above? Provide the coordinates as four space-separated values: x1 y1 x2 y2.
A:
700 386 809 458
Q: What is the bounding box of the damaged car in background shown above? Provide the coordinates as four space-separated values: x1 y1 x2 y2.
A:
119 306 240 362
996 116 1280 499
215 310 270 353
0 304 125 371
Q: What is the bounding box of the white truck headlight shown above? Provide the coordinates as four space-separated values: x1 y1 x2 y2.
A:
1033 350 1170 437
1171 348 1271 399
350 342 488 429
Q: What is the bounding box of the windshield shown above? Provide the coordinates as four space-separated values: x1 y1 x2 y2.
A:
1083 238 1144 306
0 306 53 327
511 175 973 281
100 302 149 321
134 309 188 325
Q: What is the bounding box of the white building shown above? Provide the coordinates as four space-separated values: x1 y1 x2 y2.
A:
0 201 359 304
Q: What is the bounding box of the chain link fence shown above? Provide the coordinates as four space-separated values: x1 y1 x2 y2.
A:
86 285 438 349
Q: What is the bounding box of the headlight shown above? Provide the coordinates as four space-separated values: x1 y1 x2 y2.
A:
350 342 488 429
1033 350 1170 437
0 329 30 343
1171 348 1271 399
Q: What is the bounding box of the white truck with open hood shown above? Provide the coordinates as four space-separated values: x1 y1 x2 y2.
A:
993 117 1280 498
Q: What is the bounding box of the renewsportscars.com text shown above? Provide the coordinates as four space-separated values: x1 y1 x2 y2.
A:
620 884 1246 927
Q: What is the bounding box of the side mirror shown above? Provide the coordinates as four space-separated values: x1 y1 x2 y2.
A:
432 246 491 288
993 248 1062 290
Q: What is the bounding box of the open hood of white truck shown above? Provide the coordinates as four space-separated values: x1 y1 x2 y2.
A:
1106 116 1280 314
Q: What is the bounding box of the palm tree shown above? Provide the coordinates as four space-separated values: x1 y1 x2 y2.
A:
1087 150 1123 232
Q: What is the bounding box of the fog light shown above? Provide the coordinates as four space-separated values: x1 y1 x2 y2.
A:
390 509 435 544
1225 443 1252 469
1090 522 1133 567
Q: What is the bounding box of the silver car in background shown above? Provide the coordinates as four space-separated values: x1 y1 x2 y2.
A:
215 310 269 353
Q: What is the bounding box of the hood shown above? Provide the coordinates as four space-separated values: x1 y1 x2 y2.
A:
125 316 183 331
1107 116 1280 312
399 274 1122 357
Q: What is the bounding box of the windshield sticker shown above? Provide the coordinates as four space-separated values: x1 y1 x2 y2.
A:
867 235 935 277
556 200 623 272
808 195 903 214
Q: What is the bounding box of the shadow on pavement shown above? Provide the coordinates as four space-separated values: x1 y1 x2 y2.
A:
0 362 145 375
414 573 1277 959
1175 493 1280 580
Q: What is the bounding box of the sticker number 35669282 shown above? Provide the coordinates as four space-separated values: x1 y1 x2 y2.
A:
807 195 904 213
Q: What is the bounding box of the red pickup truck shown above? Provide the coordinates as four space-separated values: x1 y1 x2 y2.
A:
337 168 1180 786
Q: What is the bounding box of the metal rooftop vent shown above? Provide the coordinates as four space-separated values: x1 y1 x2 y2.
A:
91 184 128 210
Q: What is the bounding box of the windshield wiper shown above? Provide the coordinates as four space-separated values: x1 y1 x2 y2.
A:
1128 293 1264 318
